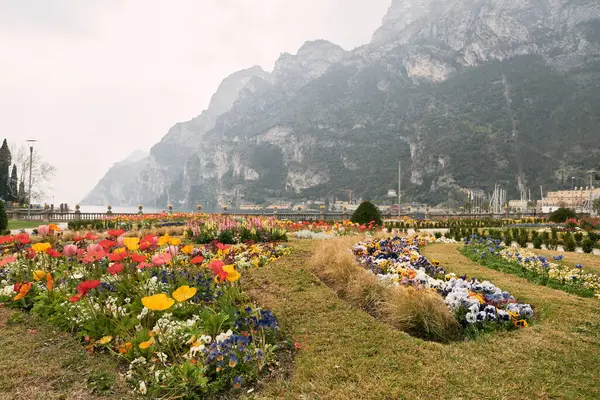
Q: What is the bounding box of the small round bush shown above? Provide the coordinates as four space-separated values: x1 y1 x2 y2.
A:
533 235 543 249
548 208 576 223
350 201 382 226
582 238 594 254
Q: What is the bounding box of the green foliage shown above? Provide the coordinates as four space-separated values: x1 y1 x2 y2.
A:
582 238 595 254
574 232 584 245
461 245 595 297
350 201 382 226
0 201 8 232
548 208 576 223
533 235 543 249
0 139 11 200
563 233 577 252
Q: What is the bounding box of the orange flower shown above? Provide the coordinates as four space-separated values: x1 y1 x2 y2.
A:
119 342 133 354
13 282 32 301
46 273 53 290
139 337 155 349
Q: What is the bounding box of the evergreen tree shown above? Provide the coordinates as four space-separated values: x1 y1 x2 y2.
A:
0 200 7 233
18 181 26 204
350 201 383 225
9 164 17 202
0 139 11 200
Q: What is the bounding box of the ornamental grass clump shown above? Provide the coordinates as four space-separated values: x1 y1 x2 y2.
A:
309 237 461 342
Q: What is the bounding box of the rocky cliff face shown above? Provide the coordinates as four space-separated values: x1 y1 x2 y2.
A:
83 0 600 209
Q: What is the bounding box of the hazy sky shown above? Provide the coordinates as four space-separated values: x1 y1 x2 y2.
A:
0 0 391 205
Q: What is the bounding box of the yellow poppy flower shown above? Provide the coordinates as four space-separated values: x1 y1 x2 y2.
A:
114 247 127 254
222 264 241 282
141 293 175 311
33 270 47 281
98 335 113 345
123 237 140 251
157 234 170 247
169 237 181 246
31 242 51 253
181 245 194 255
139 337 154 349
172 285 197 302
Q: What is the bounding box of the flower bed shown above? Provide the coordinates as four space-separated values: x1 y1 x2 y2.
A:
462 235 600 298
185 216 288 244
0 226 291 397
353 237 533 337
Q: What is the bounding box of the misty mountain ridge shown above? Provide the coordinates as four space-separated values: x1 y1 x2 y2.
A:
82 0 600 209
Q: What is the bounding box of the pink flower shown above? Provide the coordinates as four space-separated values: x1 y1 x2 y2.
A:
116 236 125 247
166 245 179 256
151 253 172 266
63 244 78 257
37 225 50 236
0 256 16 267
87 243 103 253
136 262 152 270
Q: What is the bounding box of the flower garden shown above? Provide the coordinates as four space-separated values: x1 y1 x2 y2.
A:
0 221 290 398
2 214 600 399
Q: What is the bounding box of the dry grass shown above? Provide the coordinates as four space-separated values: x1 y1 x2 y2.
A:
240 239 600 400
0 308 132 400
307 237 458 341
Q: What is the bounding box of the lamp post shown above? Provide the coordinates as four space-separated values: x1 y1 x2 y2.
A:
26 140 37 219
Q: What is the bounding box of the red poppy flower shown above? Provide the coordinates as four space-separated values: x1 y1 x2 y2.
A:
190 255 204 265
73 236 84 242
84 232 98 241
107 262 124 275
13 282 22 293
208 260 228 282
15 233 31 244
140 235 156 251
109 251 128 261
131 253 146 263
69 293 83 302
77 280 101 295
216 243 230 251
98 240 117 250
47 249 62 258
0 235 12 244
25 248 36 259
107 229 125 237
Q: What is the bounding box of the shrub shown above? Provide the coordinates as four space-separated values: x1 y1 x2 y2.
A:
587 232 599 244
574 232 584 245
563 234 576 252
350 201 382 226
0 201 7 232
582 238 594 254
548 208 576 223
434 232 442 239
503 232 513 247
533 235 543 249
517 233 528 248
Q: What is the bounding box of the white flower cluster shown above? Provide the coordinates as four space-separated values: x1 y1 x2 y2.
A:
215 329 234 343
143 276 168 294
64 299 100 325
103 296 129 318
152 313 197 345
0 284 15 297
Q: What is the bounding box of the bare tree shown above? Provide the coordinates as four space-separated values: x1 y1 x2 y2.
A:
11 144 56 201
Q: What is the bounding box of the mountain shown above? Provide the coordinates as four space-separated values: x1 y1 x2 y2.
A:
83 0 600 209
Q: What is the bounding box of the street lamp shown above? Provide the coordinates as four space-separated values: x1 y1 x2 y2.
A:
26 140 37 219
572 177 575 190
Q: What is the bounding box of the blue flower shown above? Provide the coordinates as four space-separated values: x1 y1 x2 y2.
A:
233 376 243 389
576 264 583 269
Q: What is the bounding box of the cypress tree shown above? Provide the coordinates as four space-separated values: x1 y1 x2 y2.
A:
18 181 26 204
9 164 17 202
350 201 383 225
0 200 7 232
0 139 11 200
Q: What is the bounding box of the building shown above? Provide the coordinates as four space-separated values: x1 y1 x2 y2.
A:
537 187 600 211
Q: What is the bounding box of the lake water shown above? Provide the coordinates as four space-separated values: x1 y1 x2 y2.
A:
78 205 162 214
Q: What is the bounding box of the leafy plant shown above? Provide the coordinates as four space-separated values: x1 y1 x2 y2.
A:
350 201 382 226
548 208 576 223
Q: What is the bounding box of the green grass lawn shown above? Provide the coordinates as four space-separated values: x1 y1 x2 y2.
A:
7 220 40 230
239 240 600 400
